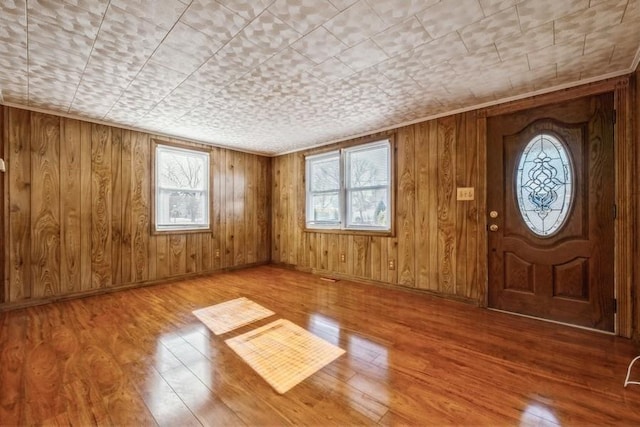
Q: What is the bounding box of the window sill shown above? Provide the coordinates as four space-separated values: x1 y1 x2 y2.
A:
303 227 394 237
151 226 213 236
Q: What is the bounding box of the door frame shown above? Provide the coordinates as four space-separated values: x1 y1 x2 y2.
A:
478 75 634 337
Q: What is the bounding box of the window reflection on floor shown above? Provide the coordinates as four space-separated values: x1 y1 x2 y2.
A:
520 402 561 427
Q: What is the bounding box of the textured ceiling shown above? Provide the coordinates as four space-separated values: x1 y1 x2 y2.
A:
1 0 639 154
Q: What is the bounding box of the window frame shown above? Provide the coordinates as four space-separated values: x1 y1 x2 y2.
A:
305 136 395 236
151 140 213 235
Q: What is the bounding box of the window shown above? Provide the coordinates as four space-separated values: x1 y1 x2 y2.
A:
516 133 573 237
153 142 210 232
306 139 392 232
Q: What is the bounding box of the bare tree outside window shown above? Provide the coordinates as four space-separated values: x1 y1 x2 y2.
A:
155 144 209 231
306 140 391 231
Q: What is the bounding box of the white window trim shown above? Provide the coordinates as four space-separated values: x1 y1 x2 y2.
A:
154 143 211 233
306 139 392 232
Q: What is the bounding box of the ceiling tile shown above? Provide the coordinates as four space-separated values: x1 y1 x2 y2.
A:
216 0 274 20
29 42 91 73
82 55 142 87
129 61 189 99
557 46 615 78
240 10 301 51
215 34 275 70
418 0 486 39
180 0 248 42
623 0 640 22
252 47 316 82
554 0 627 43
27 0 103 39
0 0 26 46
372 17 432 57
93 4 169 60
459 6 521 51
376 49 426 80
414 32 469 66
478 0 524 16
448 45 501 74
0 0 637 154
110 0 187 30
291 26 347 64
509 63 556 91
585 20 640 55
0 42 28 74
184 56 245 89
308 57 354 83
322 0 388 47
62 0 110 15
366 0 439 25
28 17 95 54
516 0 589 32
495 22 554 60
150 43 210 75
327 0 358 11
338 39 390 72
527 37 586 69
412 62 457 87
269 0 339 35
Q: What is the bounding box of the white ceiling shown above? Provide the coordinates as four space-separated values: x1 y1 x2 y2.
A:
1 0 639 155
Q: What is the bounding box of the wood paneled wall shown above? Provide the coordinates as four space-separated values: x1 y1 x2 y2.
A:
1 106 270 305
271 111 485 303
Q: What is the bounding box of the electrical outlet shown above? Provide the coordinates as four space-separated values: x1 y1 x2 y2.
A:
388 260 395 270
340 253 346 263
214 249 220 258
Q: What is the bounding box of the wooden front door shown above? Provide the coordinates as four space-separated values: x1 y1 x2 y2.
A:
487 93 615 332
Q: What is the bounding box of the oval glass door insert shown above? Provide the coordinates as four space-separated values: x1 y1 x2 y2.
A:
516 133 574 237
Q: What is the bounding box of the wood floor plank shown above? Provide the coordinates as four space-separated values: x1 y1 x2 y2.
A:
1 265 639 425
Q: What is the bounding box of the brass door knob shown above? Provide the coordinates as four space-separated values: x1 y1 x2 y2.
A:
489 211 498 218
489 224 499 232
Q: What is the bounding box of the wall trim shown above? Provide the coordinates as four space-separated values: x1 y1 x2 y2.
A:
0 261 269 312
272 261 480 306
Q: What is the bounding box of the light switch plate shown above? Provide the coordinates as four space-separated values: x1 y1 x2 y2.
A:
457 187 474 201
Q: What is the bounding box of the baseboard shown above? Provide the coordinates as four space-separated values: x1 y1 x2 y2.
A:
269 262 480 306
0 261 269 312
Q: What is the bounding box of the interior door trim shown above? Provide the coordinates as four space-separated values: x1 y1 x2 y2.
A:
478 75 634 338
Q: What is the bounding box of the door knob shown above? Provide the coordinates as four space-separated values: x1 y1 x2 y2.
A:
489 224 499 232
489 210 498 218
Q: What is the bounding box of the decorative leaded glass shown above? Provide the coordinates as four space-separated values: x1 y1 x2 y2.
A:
516 133 573 237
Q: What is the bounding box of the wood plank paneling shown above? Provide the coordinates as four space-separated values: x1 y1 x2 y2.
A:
78 122 93 292
91 124 112 289
271 112 483 303
397 128 415 287
233 152 245 266
120 131 132 284
224 151 234 267
31 113 61 298
437 115 456 295
131 132 149 283
1 106 271 307
60 119 82 294
7 108 31 301
111 129 123 286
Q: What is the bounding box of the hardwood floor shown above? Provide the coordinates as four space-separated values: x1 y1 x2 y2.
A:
1 265 639 426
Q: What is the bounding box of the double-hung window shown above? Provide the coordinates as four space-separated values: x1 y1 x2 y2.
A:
306 139 392 232
154 142 211 233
